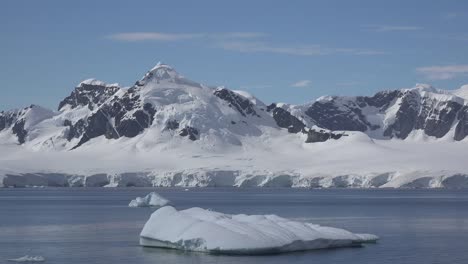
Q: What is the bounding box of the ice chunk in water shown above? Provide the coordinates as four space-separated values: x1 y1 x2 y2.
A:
140 206 378 254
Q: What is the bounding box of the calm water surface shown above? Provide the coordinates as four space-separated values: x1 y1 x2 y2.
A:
0 188 467 264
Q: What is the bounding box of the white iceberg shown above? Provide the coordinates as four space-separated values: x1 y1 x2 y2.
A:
140 206 378 254
129 192 170 208
7 255 45 262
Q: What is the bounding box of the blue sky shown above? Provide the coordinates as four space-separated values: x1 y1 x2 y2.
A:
1 0 468 111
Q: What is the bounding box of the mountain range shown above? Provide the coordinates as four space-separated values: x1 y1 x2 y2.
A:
1 63 467 188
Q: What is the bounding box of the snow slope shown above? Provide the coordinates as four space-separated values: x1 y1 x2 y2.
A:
139 206 377 254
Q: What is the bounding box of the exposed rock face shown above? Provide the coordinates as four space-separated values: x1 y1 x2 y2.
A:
455 106 468 141
303 87 468 140
179 126 199 141
214 88 260 117
267 103 343 142
58 80 120 111
164 120 180 131
72 88 156 148
306 99 371 132
305 129 343 143
267 103 305 133
1 105 54 144
0 111 18 132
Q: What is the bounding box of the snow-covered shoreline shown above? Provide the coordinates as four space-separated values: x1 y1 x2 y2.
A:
2 137 468 189
2 169 467 189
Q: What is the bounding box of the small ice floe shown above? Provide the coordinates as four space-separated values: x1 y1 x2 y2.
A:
7 255 45 262
139 206 378 254
129 192 170 208
184 188 189 191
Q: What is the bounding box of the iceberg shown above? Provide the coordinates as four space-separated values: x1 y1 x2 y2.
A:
129 192 170 208
7 256 45 262
140 206 378 254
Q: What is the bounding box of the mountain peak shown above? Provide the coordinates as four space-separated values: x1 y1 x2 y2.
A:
136 62 181 86
149 61 171 71
78 79 119 88
452 84 468 100
413 83 437 93
135 62 202 88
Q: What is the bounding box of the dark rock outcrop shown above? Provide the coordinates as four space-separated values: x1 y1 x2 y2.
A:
179 126 199 141
455 106 468 141
305 98 371 132
0 111 18 132
165 120 180 130
267 103 305 133
304 88 468 140
72 88 156 149
12 119 27 144
305 129 343 143
267 103 343 143
58 81 120 111
214 88 260 117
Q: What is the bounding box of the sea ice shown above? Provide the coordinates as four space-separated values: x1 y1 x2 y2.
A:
129 192 170 208
140 206 378 254
7 255 45 262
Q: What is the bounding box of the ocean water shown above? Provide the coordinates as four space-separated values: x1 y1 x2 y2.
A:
0 188 467 264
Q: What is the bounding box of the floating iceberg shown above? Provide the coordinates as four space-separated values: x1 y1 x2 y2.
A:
7 255 45 262
129 192 170 208
140 206 378 254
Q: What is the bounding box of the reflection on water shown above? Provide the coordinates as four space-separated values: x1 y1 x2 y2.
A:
0 188 467 264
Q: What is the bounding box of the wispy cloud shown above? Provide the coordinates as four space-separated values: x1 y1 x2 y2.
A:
107 32 265 42
416 65 468 80
218 41 385 56
442 12 465 19
107 31 384 56
291 80 311 88
363 25 422 32
106 32 204 41
216 32 267 39
239 84 272 89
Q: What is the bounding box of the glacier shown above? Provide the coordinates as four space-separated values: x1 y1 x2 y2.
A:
139 206 378 254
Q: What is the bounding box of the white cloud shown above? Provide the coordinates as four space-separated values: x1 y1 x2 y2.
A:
416 65 468 80
218 41 384 56
291 80 311 88
363 25 422 32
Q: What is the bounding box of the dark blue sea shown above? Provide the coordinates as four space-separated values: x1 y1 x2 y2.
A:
1 188 467 264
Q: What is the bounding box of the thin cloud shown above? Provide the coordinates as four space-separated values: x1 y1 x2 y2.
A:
107 31 384 56
107 32 265 42
106 32 204 41
217 32 267 39
442 12 465 19
218 41 384 56
239 84 272 89
416 65 468 80
291 80 311 88
363 25 422 32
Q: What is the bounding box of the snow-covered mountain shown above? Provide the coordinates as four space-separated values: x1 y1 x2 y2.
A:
1 63 468 188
